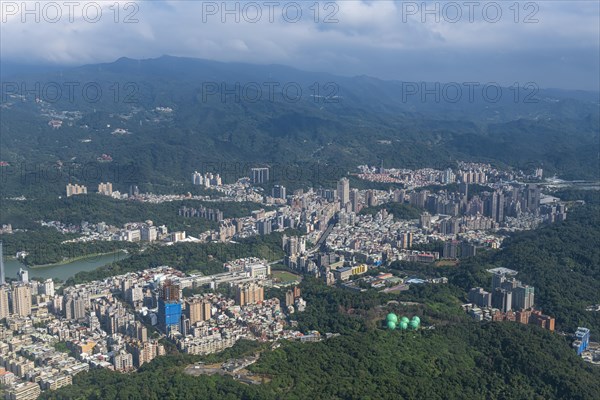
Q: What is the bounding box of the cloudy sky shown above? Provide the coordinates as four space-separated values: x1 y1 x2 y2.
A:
1 0 598 90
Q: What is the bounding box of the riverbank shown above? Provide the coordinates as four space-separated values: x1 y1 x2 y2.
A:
4 251 130 281
27 250 127 269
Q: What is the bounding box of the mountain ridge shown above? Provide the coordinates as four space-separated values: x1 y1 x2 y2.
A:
0 55 598 194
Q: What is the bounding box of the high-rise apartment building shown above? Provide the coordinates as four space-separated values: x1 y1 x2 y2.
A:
443 240 459 259
251 167 270 184
203 301 211 321
393 189 405 203
282 235 306 257
350 189 361 213
0 286 10 319
235 283 264 306
256 219 272 235
129 185 140 197
461 242 477 258
272 185 287 199
12 284 32 317
483 191 505 223
186 298 211 325
42 279 55 297
365 190 377 207
496 191 505 222
459 182 469 196
337 178 350 206
399 232 413 249
530 310 555 332
526 184 541 212
285 290 295 307
158 280 182 333
192 171 203 185
113 351 134 371
468 287 492 308
161 280 181 301
491 288 512 313
491 273 506 290
192 171 222 187
513 285 535 310
66 183 87 197
419 212 431 229
97 182 113 196
64 296 88 320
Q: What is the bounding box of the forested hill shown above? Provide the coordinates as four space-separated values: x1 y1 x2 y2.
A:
450 193 600 337
1 56 598 198
41 306 600 400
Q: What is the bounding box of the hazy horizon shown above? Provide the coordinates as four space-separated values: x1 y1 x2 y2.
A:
1 54 599 94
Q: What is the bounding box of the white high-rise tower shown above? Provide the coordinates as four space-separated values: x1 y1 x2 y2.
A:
337 178 350 206
0 241 5 285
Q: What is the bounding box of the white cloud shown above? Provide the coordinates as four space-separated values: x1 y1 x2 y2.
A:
0 0 598 89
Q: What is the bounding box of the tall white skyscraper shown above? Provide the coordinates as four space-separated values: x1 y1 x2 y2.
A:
337 178 350 206
0 286 9 319
0 241 5 285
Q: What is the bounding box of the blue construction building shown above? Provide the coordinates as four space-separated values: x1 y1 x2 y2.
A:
158 298 182 334
573 327 590 355
156 280 182 334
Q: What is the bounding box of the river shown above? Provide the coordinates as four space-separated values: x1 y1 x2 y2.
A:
3 251 129 281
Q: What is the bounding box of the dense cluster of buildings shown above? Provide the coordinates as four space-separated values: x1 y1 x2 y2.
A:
55 161 565 270
319 166 566 269
178 165 565 263
0 248 313 398
357 162 543 189
282 235 374 286
0 254 165 397
357 163 563 228
463 268 555 331
66 182 147 200
269 172 562 283
357 163 493 188
118 266 308 354
179 205 224 222
53 219 183 245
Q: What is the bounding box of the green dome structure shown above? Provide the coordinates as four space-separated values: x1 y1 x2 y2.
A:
386 313 398 324
383 314 421 331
